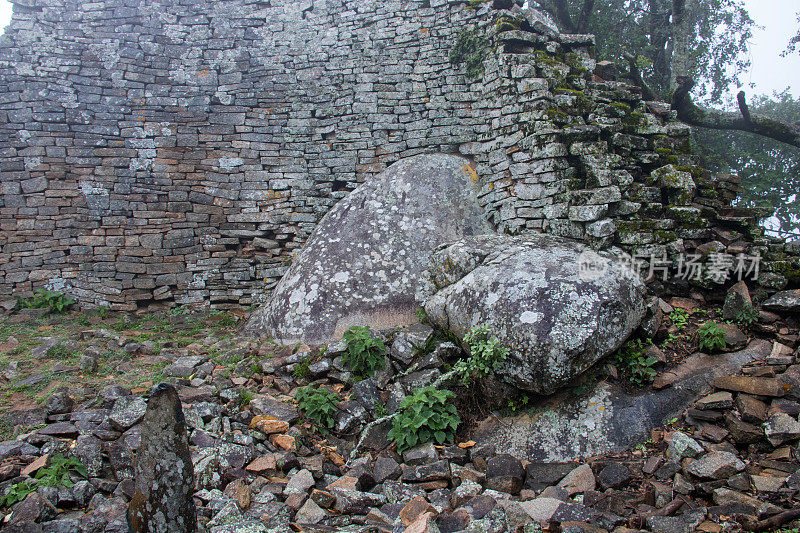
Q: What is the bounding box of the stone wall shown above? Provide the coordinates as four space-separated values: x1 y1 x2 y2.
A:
0 0 793 309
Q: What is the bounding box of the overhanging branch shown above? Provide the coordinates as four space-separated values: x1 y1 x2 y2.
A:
623 52 657 101
673 77 800 149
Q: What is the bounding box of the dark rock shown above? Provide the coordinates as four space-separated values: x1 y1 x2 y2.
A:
81 496 128 533
403 443 438 466
762 289 800 312
724 411 763 444
436 509 471 533
108 396 147 431
8 493 57 526
646 510 705 533
37 422 78 438
249 396 299 424
712 375 787 397
722 281 752 321
524 462 576 490
390 324 434 366
735 394 767 423
245 154 492 344
486 454 525 494
402 460 451 483
686 451 745 479
597 463 632 490
463 494 497 520
45 388 74 416
373 456 401 484
128 384 197 532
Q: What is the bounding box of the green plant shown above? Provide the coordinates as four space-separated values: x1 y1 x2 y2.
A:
506 394 530 413
295 386 340 431
1 455 87 507
95 306 110 319
669 308 690 330
17 290 75 314
613 339 658 386
449 27 489 79
0 480 37 507
416 307 428 323
734 303 759 327
34 455 87 487
389 387 460 452
698 321 727 352
238 389 254 409
454 326 509 385
293 356 312 380
45 343 75 360
342 326 386 378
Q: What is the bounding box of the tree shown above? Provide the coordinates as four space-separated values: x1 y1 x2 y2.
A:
693 91 800 236
529 0 754 102
785 12 800 57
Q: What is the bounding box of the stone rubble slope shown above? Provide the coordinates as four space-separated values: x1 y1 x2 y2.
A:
0 288 796 533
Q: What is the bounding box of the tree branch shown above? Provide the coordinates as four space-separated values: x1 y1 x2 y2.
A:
623 52 657 101
673 77 800 149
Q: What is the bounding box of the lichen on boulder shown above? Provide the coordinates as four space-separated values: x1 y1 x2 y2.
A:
423 234 646 394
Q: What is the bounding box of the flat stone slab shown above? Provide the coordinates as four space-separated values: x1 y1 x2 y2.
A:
472 339 772 461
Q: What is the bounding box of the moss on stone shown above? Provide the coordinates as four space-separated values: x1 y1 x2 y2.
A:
450 26 489 79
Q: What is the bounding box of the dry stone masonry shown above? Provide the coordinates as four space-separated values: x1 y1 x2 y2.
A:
0 0 797 310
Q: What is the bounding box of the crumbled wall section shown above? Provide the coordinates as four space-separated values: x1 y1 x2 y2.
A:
0 0 793 309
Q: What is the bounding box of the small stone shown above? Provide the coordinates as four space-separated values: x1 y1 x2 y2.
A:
735 394 767 423
164 355 206 377
750 475 785 493
724 412 763 444
722 281 752 322
403 443 438 465
597 463 632 490
666 431 704 461
295 498 326 524
519 497 563 525
402 460 451 483
686 451 745 480
451 479 482 507
400 495 438 526
373 456 401 483
108 396 147 431
695 391 733 410
249 415 289 435
284 469 315 495
46 388 74 416
712 375 787 397
763 412 800 446
245 454 277 474
404 511 440 533
485 454 525 494
762 289 800 312
270 434 296 451
558 464 595 495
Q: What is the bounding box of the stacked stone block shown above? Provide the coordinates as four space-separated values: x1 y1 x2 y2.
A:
0 0 795 309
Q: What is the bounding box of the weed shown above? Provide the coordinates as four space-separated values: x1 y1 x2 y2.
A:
733 304 759 327
45 344 75 360
17 290 75 314
697 322 727 352
449 26 489 79
295 386 340 431
293 356 312 380
454 325 508 385
1 454 87 507
342 326 386 378
669 308 690 330
388 387 460 452
416 308 428 323
613 338 658 386
238 389 254 409
506 394 530 413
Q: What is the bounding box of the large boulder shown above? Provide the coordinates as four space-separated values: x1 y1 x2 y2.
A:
423 234 645 394
245 154 492 344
